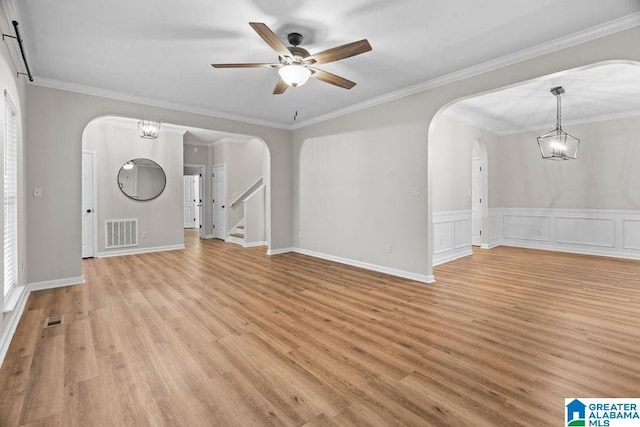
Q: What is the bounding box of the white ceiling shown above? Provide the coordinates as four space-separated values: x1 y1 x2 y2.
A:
10 0 640 128
445 63 640 135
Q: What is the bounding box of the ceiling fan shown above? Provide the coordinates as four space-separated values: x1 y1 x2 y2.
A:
212 22 372 95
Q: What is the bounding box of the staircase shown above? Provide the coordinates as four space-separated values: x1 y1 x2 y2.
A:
227 221 245 246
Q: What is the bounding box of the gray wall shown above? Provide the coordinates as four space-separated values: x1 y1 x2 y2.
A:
83 120 184 254
25 86 291 284
21 26 640 285
291 27 640 280
226 140 265 232
431 114 499 212
497 115 640 210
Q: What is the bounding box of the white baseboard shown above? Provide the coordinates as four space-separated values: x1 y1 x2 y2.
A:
243 241 267 248
481 242 501 249
267 247 294 255
28 276 85 292
294 248 435 284
1 275 85 367
433 247 473 266
0 286 29 367
96 244 185 258
204 234 215 239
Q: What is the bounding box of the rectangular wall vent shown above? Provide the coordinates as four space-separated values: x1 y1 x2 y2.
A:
105 218 138 249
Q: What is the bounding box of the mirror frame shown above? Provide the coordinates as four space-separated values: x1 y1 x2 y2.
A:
117 158 166 201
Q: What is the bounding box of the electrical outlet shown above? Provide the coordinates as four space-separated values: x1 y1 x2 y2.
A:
385 244 393 253
142 232 148 239
411 186 420 196
33 187 42 197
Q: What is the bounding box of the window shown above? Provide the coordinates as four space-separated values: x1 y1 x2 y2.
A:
4 92 17 299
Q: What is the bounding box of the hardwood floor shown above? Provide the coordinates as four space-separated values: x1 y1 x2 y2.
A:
1 231 640 426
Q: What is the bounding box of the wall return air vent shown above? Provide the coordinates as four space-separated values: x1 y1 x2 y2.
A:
105 218 138 249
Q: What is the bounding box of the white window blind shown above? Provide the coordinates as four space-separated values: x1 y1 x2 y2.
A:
4 93 17 298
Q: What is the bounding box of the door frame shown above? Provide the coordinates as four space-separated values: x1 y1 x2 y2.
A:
184 163 206 238
471 156 483 246
82 150 98 258
212 163 227 240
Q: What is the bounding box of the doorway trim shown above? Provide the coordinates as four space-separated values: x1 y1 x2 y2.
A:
212 163 227 240
82 149 98 258
184 163 206 239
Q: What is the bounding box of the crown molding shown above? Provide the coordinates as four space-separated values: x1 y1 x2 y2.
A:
30 76 290 131
25 12 640 133
290 13 640 130
1 0 21 26
90 116 187 136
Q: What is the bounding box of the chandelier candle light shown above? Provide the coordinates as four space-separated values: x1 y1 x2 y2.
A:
537 86 579 160
138 120 161 139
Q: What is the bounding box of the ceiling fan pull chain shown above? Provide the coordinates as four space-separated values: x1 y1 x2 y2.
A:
293 87 299 121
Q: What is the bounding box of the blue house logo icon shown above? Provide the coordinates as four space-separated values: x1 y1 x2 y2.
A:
566 399 586 426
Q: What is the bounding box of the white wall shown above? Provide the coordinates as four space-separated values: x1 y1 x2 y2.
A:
431 114 499 212
226 140 265 232
25 85 291 285
498 115 640 210
291 26 640 282
0 1 28 361
83 120 184 255
294 122 429 278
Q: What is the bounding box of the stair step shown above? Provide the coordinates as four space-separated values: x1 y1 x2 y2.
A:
230 233 245 239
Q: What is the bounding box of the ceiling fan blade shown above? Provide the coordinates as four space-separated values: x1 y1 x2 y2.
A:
273 79 288 95
211 63 279 68
249 22 292 60
310 68 356 89
306 39 372 65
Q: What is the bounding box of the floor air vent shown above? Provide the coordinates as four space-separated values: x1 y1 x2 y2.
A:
106 218 138 249
44 315 64 328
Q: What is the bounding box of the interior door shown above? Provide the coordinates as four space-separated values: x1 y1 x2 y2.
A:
213 165 226 240
81 151 95 258
193 175 200 229
183 175 196 228
471 158 482 246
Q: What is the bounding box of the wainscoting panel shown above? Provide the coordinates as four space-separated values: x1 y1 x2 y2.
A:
496 209 640 260
556 217 615 248
622 219 640 250
503 214 550 242
433 211 473 266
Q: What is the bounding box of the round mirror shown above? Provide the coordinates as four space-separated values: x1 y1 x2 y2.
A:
117 158 166 201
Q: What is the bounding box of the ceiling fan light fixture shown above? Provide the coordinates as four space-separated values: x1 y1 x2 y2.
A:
278 64 311 87
138 120 161 139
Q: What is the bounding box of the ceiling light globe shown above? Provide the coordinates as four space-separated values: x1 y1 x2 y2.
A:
278 64 311 87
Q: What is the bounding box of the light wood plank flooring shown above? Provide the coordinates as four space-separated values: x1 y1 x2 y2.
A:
1 230 640 426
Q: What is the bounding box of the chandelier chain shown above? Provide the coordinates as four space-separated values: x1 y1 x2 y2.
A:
556 93 562 130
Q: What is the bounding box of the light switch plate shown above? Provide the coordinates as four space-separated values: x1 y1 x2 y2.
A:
33 187 42 197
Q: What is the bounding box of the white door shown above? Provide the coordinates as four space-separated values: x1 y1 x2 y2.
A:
183 175 197 228
213 165 226 240
81 152 95 258
193 175 201 230
471 158 482 246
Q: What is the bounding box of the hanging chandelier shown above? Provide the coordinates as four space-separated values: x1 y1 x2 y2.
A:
537 86 579 160
137 120 161 139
